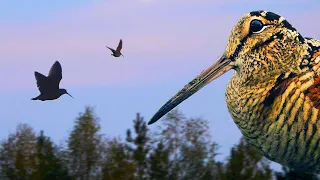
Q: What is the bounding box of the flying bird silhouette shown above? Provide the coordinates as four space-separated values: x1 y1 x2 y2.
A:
106 39 124 57
31 61 73 101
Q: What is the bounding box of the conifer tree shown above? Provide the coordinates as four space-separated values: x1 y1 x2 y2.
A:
67 106 104 180
36 130 71 180
125 113 151 179
223 137 273 180
102 138 135 180
0 123 38 180
148 141 169 180
155 109 220 179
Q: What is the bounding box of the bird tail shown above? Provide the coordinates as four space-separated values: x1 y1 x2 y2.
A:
31 96 38 100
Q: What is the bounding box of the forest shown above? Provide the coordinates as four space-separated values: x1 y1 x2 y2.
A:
0 106 319 180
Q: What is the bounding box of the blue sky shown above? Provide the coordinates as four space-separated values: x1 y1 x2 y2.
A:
1 0 320 171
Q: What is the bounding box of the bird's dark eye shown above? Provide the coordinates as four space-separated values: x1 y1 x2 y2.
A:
250 19 264 33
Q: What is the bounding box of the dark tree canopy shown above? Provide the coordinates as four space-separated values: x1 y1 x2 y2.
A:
0 106 318 180
67 106 104 180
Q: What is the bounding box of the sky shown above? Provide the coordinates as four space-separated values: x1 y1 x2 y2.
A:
1 0 320 172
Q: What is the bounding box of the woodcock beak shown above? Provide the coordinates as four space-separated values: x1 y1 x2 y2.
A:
148 54 233 125
67 93 74 99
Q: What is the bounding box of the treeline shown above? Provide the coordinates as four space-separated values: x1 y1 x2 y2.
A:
0 106 318 180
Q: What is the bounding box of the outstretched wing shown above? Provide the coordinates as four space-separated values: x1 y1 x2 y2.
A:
106 46 116 54
47 61 62 89
116 39 122 52
34 71 50 93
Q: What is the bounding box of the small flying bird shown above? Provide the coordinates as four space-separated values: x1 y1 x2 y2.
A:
31 61 73 101
106 39 124 57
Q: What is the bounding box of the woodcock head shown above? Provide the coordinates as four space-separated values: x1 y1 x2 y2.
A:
148 10 309 125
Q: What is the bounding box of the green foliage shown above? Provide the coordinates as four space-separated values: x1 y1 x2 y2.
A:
275 166 320 180
36 130 71 180
125 113 151 179
67 106 104 180
148 141 169 180
155 109 221 180
0 123 38 180
222 137 273 180
102 138 135 180
0 124 71 180
1 106 319 180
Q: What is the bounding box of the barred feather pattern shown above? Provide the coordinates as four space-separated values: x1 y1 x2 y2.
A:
225 38 320 173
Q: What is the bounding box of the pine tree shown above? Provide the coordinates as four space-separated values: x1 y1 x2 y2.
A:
67 106 104 180
155 109 221 180
102 138 135 180
223 137 273 180
0 123 38 180
148 141 169 180
36 130 71 180
126 113 151 179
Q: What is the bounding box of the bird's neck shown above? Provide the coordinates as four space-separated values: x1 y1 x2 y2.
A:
225 72 278 131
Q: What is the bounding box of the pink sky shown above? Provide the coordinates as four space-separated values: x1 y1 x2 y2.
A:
1 1 319 171
0 0 319 90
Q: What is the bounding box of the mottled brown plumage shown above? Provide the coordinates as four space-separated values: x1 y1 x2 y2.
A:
148 10 320 173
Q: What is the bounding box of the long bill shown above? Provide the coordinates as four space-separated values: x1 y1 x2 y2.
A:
148 54 233 125
67 93 74 99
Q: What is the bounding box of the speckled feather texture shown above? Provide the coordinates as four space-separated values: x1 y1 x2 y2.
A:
225 10 320 173
148 10 320 173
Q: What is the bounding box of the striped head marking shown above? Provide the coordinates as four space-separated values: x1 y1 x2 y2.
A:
148 10 308 125
225 10 307 81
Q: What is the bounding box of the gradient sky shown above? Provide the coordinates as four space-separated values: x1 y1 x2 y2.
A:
1 0 320 171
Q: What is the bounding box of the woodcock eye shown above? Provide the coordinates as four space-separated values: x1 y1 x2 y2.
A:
250 19 264 33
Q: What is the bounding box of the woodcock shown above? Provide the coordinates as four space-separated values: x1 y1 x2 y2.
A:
148 10 320 173
106 39 124 57
32 61 73 101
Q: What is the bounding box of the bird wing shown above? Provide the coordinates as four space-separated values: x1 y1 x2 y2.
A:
47 61 62 89
263 72 298 106
264 38 320 110
106 46 116 54
116 39 122 52
34 71 50 93
303 39 320 109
